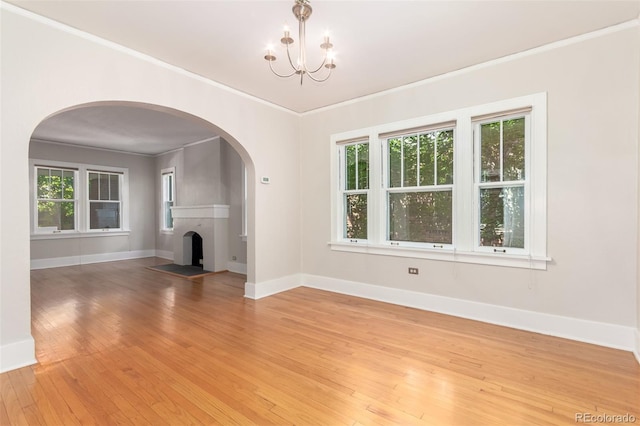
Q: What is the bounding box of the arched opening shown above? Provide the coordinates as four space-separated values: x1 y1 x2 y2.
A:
28 100 254 280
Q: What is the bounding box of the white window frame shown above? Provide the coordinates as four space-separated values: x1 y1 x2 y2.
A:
338 138 370 243
382 124 456 249
160 167 176 233
329 93 549 270
30 159 130 239
87 170 124 231
33 165 79 233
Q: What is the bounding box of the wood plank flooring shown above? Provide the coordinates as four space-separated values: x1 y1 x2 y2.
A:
2 257 639 425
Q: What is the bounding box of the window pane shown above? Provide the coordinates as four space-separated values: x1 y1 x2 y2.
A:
37 201 74 231
50 169 63 199
165 201 174 229
403 135 418 187
345 145 356 190
60 202 75 230
63 170 75 199
480 186 525 248
388 191 452 244
345 193 367 239
167 174 173 201
357 143 369 190
110 174 120 200
88 172 99 200
388 138 402 188
437 130 454 185
418 133 434 186
481 122 501 182
99 173 110 200
503 118 525 181
37 168 50 198
90 202 120 229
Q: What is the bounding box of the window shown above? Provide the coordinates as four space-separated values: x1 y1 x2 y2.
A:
31 160 129 237
161 168 175 231
330 93 548 269
35 166 77 232
339 140 369 241
88 171 122 229
475 114 528 252
384 125 454 246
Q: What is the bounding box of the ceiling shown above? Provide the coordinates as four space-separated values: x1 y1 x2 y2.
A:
9 0 640 154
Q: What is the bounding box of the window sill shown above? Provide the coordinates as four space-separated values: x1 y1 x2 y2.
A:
329 241 550 270
160 229 174 235
31 230 131 240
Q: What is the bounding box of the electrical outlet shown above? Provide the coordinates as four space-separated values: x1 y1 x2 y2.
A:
408 267 419 275
232 256 237 261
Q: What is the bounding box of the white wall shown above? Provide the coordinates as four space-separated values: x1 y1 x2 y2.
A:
222 139 248 267
0 6 300 372
300 27 639 339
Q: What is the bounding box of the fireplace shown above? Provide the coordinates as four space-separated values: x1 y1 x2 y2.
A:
171 205 229 272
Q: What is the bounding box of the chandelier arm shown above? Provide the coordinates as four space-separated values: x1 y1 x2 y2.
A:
284 42 299 73
268 59 298 78
307 53 328 75
305 66 333 83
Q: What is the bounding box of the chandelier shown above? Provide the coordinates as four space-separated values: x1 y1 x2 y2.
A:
264 0 336 85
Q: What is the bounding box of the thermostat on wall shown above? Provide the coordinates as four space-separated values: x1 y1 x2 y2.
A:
260 176 270 184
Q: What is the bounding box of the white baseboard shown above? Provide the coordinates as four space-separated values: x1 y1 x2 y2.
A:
245 274 301 299
227 261 247 275
155 250 173 261
1 337 36 373
30 249 157 269
302 274 637 352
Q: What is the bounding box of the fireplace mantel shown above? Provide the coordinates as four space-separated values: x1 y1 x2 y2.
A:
171 205 230 219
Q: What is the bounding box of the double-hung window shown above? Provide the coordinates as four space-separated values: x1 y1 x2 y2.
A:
475 113 528 252
330 93 548 269
88 171 122 230
384 124 455 247
161 168 175 232
35 166 77 232
339 140 369 241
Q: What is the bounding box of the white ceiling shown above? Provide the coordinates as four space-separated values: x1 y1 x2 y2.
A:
9 0 640 154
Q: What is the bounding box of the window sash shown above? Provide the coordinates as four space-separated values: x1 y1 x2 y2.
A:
474 114 530 254
161 170 175 230
339 141 370 241
35 167 78 232
89 200 121 230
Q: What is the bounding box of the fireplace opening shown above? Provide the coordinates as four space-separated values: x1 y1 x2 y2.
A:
191 232 203 268
182 231 204 269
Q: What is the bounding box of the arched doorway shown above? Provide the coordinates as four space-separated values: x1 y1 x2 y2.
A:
28 101 253 280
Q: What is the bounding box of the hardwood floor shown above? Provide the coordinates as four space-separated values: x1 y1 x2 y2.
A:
2 258 639 425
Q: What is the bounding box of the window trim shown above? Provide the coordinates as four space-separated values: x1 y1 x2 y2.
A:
30 159 130 238
160 167 176 233
329 93 549 270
